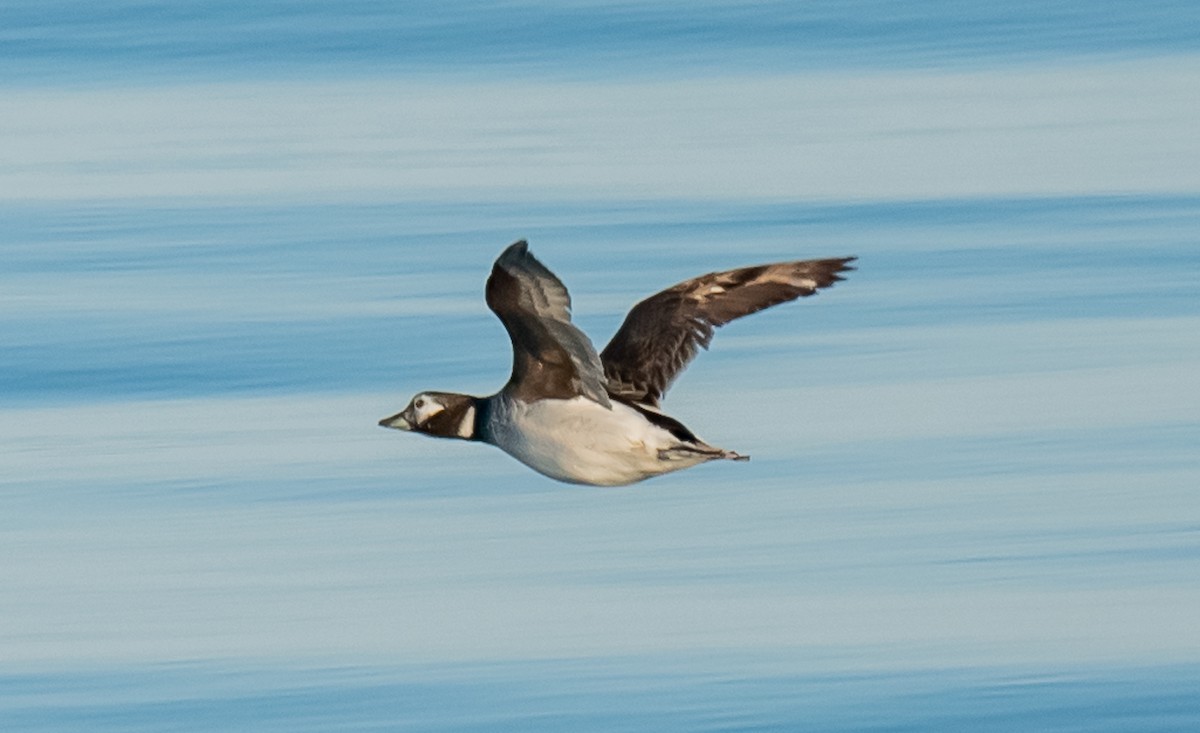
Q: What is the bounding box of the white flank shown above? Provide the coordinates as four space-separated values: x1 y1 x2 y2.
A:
485 396 715 486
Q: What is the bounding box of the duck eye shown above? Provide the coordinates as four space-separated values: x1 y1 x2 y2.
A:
415 398 425 409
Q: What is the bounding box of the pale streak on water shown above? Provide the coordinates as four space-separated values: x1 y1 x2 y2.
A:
3 2 1200 731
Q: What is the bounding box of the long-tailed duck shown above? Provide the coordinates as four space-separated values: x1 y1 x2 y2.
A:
380 241 854 486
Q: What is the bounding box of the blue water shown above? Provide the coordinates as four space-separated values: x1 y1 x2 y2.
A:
4 1 1200 731
7 0 1200 84
5 662 1200 732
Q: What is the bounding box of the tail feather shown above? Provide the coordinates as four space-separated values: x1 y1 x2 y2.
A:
659 444 749 462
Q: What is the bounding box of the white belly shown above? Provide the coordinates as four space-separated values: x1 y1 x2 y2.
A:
485 396 711 486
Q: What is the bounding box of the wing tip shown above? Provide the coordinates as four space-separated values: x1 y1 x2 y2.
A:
498 239 530 263
824 255 857 283
787 255 856 288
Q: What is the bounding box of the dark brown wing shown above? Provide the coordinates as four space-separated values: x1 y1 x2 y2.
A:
485 240 611 407
600 256 855 406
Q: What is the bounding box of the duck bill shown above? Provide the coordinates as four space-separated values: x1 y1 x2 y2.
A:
378 410 413 431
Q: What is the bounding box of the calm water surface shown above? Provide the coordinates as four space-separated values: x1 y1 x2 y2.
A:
3 2 1200 731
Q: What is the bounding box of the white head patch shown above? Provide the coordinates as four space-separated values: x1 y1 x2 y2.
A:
410 393 446 425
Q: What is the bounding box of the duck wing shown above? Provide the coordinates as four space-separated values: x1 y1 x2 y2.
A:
600 256 855 407
485 240 611 407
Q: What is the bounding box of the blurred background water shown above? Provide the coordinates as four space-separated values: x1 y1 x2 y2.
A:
3 1 1200 730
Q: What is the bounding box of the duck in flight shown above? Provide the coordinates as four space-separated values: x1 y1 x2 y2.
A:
380 241 854 486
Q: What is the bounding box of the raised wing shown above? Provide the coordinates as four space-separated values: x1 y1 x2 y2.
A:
485 240 611 407
600 256 855 406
